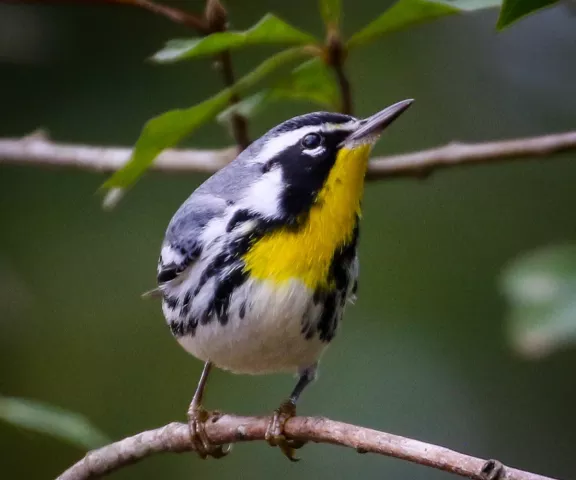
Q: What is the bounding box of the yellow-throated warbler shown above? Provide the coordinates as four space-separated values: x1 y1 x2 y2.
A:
156 99 413 459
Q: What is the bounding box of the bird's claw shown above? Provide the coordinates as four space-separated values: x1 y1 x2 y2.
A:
481 460 505 480
188 406 231 459
265 400 307 461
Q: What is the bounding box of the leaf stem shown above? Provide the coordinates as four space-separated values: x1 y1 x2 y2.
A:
326 28 353 115
127 0 208 31
5 0 210 32
216 51 250 149
333 59 353 115
205 0 251 150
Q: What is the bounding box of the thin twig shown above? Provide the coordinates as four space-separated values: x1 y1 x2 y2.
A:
2 130 575 179
124 0 208 31
56 415 559 480
217 50 251 150
1 0 209 32
333 61 353 115
326 29 353 115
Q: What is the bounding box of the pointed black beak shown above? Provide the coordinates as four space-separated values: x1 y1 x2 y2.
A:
346 99 414 143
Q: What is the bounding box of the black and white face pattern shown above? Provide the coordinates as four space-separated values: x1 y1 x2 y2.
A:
251 112 360 221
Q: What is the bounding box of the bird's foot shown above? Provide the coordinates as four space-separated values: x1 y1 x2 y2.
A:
265 400 307 461
480 460 505 480
187 406 231 459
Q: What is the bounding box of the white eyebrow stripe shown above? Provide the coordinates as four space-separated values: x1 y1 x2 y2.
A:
252 121 360 164
323 120 359 132
253 126 319 164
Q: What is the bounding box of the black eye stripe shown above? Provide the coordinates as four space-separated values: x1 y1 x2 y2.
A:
301 133 323 149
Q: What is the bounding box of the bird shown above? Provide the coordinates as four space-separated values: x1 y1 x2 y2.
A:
155 99 413 460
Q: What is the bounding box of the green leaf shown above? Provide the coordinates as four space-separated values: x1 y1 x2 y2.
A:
275 58 340 107
217 58 339 126
348 0 501 48
319 0 342 27
103 48 310 204
500 245 576 359
152 14 317 63
103 90 231 194
232 47 311 92
217 91 273 126
0 396 110 449
497 0 558 29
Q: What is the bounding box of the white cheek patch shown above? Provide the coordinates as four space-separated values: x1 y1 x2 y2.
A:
239 167 283 218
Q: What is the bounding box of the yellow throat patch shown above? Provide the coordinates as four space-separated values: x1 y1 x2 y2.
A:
243 143 373 290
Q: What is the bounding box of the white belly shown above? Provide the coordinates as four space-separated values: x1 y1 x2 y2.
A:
174 278 328 374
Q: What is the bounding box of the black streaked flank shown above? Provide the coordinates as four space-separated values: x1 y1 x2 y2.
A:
193 251 226 296
179 212 290 334
301 299 320 340
239 301 247 319
195 212 278 298
157 243 201 284
317 292 337 342
329 222 359 292
163 295 179 310
169 321 184 337
312 290 322 305
211 267 248 326
307 218 359 343
169 317 198 337
180 292 192 317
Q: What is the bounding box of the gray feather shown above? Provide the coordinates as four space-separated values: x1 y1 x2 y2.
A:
158 194 227 285
160 139 269 263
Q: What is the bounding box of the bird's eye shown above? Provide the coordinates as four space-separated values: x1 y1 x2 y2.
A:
301 133 323 150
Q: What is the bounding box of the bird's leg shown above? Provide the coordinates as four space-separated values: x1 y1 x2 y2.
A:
187 361 230 459
266 364 316 461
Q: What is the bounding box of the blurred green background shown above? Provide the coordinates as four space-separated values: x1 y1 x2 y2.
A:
1 1 576 479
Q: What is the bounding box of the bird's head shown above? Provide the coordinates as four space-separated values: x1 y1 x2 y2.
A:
236 99 414 222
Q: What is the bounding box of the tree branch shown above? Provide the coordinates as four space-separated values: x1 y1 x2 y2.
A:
2 130 575 180
57 414 559 480
0 131 237 173
366 130 576 180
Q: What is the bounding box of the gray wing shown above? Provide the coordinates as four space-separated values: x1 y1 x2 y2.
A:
157 153 262 286
157 193 227 286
